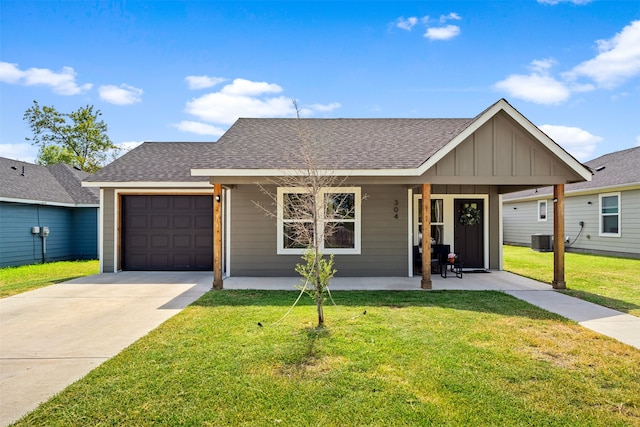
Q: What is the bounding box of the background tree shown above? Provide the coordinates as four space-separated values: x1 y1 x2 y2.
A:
24 101 118 172
255 101 361 326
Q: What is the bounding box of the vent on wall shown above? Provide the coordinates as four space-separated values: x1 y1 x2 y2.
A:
531 234 553 252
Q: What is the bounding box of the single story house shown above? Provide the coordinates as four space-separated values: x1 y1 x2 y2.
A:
503 146 640 259
0 157 99 267
83 99 592 289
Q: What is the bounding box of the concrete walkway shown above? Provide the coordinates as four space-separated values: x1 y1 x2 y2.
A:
1 270 638 425
0 272 211 426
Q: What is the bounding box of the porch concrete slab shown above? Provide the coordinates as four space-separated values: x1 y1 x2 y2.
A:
0 272 211 427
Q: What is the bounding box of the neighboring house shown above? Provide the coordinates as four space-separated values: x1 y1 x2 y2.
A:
503 146 640 259
0 157 99 267
83 99 592 288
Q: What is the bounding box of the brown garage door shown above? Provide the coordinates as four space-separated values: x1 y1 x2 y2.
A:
122 195 213 271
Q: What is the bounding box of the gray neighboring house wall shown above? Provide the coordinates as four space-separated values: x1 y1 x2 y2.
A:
503 146 640 259
0 157 99 267
84 99 592 278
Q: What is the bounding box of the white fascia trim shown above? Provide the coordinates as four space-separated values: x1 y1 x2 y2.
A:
0 197 98 208
83 181 212 188
191 168 419 177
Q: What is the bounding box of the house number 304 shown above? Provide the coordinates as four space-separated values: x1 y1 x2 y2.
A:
393 200 399 219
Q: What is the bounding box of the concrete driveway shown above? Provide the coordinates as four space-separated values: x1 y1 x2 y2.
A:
0 272 212 426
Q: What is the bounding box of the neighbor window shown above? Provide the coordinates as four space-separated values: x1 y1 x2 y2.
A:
538 200 547 221
599 193 620 237
277 187 361 254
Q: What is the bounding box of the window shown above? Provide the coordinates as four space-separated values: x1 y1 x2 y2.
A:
599 193 620 237
416 198 444 244
277 187 361 254
537 200 547 221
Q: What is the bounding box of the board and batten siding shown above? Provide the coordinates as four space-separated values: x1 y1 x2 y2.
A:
0 202 97 267
503 189 640 258
230 184 408 276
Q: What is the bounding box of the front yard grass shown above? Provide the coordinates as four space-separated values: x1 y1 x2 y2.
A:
503 245 640 317
0 260 99 298
15 290 640 426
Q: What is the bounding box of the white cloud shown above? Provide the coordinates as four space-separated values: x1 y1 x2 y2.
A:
539 124 603 161
185 75 227 90
424 25 461 41
184 78 295 124
0 143 38 163
537 0 592 4
494 69 571 104
396 16 418 31
563 20 640 89
220 78 283 96
0 62 92 95
173 121 226 136
304 102 342 113
98 84 143 105
439 12 461 23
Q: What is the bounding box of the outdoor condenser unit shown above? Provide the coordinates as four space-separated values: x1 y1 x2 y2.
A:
531 234 553 252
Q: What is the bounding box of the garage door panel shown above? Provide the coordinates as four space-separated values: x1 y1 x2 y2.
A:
150 215 170 229
173 215 192 228
122 195 214 271
174 235 191 248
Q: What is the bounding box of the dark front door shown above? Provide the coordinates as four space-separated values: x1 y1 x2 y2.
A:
122 195 213 271
454 199 484 269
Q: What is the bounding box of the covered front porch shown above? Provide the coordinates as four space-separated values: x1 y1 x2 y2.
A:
222 270 552 292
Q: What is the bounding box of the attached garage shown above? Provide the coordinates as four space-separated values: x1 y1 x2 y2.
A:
122 195 213 271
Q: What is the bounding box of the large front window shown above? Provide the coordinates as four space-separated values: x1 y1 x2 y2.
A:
277 187 361 254
599 193 620 236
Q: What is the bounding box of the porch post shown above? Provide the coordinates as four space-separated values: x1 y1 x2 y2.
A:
552 184 566 289
421 183 432 289
213 183 224 290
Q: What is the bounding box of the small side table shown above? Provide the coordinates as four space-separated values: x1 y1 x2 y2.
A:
441 259 463 279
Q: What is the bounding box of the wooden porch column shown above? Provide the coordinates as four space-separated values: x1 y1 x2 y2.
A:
421 183 432 289
552 184 566 289
213 183 224 290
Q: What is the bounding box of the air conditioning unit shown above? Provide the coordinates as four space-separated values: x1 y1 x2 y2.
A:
531 234 553 252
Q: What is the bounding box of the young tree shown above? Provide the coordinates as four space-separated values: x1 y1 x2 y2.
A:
255 102 359 326
23 101 118 172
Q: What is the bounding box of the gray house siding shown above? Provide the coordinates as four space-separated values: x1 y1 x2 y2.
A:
102 189 116 272
503 189 640 258
0 202 98 267
230 184 408 276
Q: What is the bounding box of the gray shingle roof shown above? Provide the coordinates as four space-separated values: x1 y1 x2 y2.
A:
0 157 99 205
85 118 474 183
504 146 640 200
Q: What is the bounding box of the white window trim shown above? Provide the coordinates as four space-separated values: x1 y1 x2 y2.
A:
599 192 621 237
537 200 548 222
277 186 361 255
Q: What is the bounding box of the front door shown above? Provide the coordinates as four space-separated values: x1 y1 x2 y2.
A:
454 199 484 268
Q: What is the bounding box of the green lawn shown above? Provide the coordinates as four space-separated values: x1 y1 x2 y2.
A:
503 245 640 317
14 290 640 426
0 260 99 298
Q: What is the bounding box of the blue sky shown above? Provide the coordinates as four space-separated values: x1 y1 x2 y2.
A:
1 1 639 164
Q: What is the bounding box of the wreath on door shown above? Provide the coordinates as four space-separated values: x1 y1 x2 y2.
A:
459 205 481 226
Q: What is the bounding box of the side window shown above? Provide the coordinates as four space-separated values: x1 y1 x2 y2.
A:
599 193 620 237
537 200 547 221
